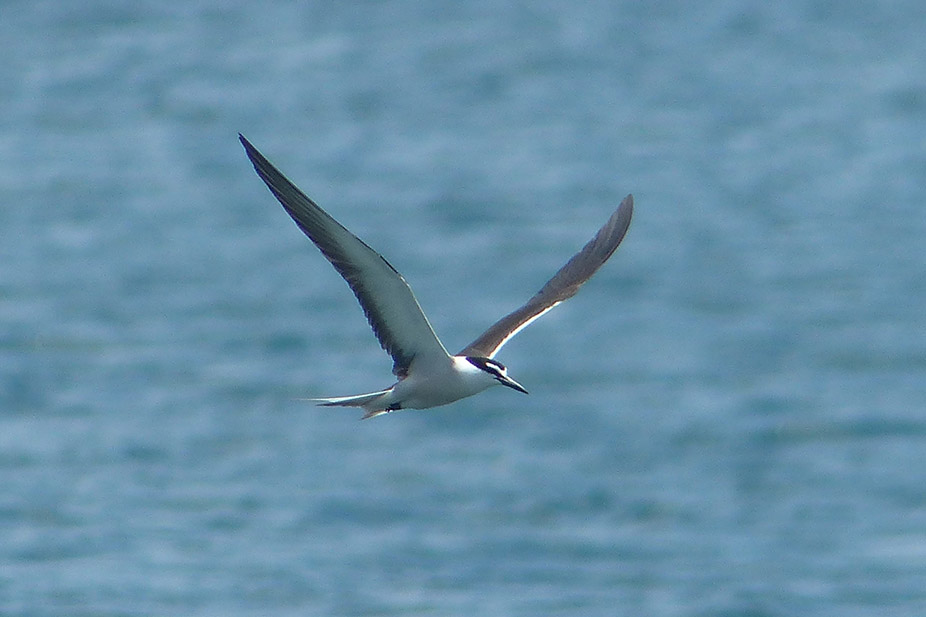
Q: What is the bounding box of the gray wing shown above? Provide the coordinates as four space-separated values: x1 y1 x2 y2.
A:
240 134 450 376
460 194 633 359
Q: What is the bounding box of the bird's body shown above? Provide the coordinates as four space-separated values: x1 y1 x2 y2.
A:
239 134 633 419
325 356 504 415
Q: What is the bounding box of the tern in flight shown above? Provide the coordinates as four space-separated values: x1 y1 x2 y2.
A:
239 134 633 419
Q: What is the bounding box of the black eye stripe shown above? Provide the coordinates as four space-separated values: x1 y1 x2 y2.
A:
465 356 506 375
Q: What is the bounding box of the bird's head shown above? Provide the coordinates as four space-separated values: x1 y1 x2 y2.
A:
465 356 528 394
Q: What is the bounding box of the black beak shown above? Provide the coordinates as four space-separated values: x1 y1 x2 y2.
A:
498 374 529 394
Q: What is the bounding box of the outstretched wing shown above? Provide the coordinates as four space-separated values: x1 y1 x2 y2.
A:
460 195 633 359
240 134 450 376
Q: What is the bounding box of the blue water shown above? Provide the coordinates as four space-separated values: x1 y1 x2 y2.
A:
3 1 925 615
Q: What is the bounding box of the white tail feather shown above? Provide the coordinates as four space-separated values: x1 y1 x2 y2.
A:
310 389 391 409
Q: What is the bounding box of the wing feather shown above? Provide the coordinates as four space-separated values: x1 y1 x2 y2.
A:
460 195 633 358
240 134 449 376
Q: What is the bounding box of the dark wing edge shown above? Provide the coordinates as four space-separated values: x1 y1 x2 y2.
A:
460 194 633 358
239 134 447 376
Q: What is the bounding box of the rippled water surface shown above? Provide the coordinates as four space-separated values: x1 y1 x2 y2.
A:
2 1 925 615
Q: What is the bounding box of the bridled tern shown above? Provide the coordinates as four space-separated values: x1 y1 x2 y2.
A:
239 134 633 419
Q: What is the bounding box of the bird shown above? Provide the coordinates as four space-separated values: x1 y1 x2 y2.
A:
239 134 633 419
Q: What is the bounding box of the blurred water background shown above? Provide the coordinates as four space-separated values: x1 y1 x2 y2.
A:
2 1 925 615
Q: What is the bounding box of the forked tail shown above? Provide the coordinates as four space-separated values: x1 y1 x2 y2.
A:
309 389 397 419
311 389 391 408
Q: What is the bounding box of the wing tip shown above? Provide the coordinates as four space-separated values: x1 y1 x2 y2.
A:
607 194 634 247
238 133 263 166
618 193 633 222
